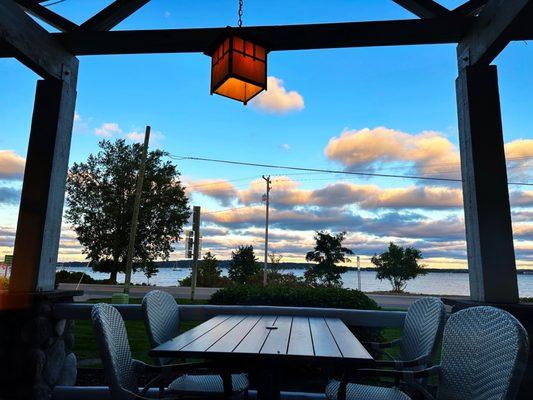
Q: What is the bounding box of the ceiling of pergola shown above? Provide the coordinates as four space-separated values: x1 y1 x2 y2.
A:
19 0 488 33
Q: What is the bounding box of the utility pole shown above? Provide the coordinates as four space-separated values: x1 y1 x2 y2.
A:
190 206 201 300
262 175 271 286
123 126 151 296
357 256 362 291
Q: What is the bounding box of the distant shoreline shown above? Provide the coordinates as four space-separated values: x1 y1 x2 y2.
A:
56 261 533 274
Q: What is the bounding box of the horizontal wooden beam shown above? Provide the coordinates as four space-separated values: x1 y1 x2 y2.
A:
392 0 450 18
80 0 150 31
0 0 76 79
0 17 473 57
458 0 533 67
451 0 488 17
16 0 79 32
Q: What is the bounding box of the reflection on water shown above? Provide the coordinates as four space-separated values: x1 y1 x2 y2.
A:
57 266 533 297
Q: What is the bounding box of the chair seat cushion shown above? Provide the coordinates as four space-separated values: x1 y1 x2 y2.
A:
326 380 412 400
168 373 249 394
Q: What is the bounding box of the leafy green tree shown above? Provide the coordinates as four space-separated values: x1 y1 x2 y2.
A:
179 252 230 287
371 242 427 293
228 245 260 284
305 231 353 287
66 139 190 283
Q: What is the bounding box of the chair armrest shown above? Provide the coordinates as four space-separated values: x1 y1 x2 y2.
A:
371 354 432 369
364 338 402 350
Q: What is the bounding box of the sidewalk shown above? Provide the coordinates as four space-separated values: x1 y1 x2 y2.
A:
58 283 467 309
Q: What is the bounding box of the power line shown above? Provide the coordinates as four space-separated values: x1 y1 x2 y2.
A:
203 205 258 215
170 155 533 186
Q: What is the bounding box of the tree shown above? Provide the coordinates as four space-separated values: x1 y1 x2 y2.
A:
198 252 223 286
305 231 353 287
228 245 260 284
268 253 283 271
66 139 190 283
179 252 230 287
371 242 427 293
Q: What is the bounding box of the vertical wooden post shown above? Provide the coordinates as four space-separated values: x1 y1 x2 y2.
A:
9 63 79 292
190 206 201 301
456 64 519 303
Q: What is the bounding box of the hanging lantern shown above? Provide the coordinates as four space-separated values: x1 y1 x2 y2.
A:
208 32 268 105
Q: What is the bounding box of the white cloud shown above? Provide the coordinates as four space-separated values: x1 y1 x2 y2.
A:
164 11 171 18
0 150 25 180
95 122 122 138
125 130 165 144
251 76 304 114
280 144 291 151
325 127 460 177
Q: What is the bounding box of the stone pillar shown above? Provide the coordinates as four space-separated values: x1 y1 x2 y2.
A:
0 291 80 400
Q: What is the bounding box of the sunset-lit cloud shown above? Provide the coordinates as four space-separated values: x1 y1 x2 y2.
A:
324 127 460 176
0 150 25 180
251 76 304 113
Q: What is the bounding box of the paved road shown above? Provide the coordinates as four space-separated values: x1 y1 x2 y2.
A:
59 283 467 309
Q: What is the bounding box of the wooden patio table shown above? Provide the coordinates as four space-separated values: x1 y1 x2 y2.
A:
150 314 373 400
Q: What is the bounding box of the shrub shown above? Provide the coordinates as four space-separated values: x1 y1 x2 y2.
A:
55 270 106 284
210 285 379 310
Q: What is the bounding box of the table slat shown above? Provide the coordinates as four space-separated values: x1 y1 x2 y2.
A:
233 315 277 354
153 315 231 352
309 317 341 357
287 316 314 356
260 316 293 355
181 315 247 352
325 318 372 359
208 315 262 353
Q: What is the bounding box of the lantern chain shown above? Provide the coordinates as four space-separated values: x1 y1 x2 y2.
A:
238 0 244 27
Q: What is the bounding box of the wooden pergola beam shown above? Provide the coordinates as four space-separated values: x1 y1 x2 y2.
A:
16 0 79 32
80 0 150 31
0 17 473 57
451 0 488 17
392 0 450 18
458 0 533 67
0 0 76 80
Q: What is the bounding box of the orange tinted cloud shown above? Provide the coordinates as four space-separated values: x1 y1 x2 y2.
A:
324 127 460 176
0 150 25 180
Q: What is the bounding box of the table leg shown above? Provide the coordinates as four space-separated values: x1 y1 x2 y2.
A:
256 363 280 400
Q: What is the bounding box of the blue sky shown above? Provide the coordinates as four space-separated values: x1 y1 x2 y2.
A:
0 0 531 271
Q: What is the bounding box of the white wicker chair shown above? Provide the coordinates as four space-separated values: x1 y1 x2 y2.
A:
141 290 249 398
91 302 247 399
326 306 529 400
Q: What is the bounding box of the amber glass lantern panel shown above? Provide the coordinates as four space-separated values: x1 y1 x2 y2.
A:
210 35 267 104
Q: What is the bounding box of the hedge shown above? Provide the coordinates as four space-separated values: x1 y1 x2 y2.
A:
210 285 380 310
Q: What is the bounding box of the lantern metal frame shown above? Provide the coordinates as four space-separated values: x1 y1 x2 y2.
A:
206 28 269 104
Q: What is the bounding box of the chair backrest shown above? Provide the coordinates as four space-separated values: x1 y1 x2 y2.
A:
437 306 529 400
399 297 446 363
142 290 180 364
91 303 138 400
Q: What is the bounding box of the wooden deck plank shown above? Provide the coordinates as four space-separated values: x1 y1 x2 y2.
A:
260 316 293 355
309 317 341 357
152 315 231 352
207 315 263 353
181 315 247 352
233 315 278 354
287 316 314 356
325 318 372 360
